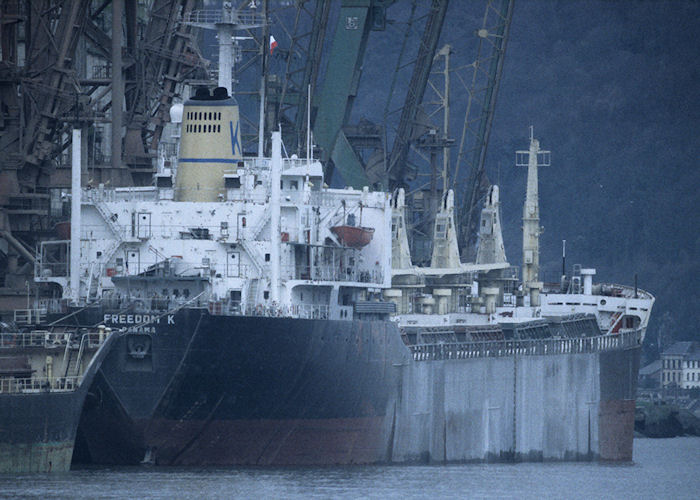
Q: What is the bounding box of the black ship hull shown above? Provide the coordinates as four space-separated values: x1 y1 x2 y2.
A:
70 307 641 466
74 309 405 465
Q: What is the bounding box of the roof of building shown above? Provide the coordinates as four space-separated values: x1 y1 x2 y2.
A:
639 359 662 376
662 341 699 356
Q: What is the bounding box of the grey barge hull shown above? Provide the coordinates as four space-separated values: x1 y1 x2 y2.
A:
0 332 115 473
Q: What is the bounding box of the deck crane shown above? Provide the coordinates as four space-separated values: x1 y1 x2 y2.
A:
386 0 449 190
454 0 514 261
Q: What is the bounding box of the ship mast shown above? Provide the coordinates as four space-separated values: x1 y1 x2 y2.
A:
183 3 265 96
516 127 550 306
270 130 282 304
69 127 82 305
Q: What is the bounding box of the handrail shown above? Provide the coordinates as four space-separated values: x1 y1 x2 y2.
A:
407 329 642 362
0 331 66 349
0 376 82 394
0 331 108 350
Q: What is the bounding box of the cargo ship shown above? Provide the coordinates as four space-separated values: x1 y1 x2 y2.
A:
31 86 653 466
0 321 114 472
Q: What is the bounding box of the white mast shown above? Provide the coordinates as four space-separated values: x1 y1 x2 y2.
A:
70 128 82 304
270 130 282 304
218 23 234 94
516 127 550 306
306 84 312 164
257 75 265 158
182 3 265 96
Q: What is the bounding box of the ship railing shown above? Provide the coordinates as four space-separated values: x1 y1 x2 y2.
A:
408 329 642 361
0 376 82 394
12 308 47 325
83 187 157 203
99 295 210 312
183 10 265 26
79 332 108 349
0 331 107 350
309 191 344 207
285 264 383 284
236 303 329 319
36 298 70 314
35 260 69 279
290 304 329 319
1 331 61 349
225 189 270 203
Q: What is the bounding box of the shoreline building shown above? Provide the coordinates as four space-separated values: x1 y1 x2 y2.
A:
661 342 700 389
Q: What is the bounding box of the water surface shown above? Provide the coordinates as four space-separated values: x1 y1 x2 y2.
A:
1 437 698 499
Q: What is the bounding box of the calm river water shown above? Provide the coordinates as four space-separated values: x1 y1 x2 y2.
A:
1 437 698 499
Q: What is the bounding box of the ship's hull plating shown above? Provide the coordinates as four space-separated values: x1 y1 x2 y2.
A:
0 335 115 473
73 308 640 465
0 392 81 473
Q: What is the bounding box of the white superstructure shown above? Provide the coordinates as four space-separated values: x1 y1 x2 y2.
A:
35 96 653 338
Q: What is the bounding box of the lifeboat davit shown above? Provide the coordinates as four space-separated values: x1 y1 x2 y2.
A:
330 225 375 248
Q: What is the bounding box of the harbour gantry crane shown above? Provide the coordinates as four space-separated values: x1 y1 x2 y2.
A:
273 0 332 156
261 1 450 195
260 0 393 188
311 0 394 189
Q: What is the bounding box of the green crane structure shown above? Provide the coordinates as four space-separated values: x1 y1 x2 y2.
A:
312 0 392 188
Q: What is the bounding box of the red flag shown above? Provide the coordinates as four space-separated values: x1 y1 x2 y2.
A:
269 35 278 55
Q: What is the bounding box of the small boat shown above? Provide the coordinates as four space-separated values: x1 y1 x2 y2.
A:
330 225 375 248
